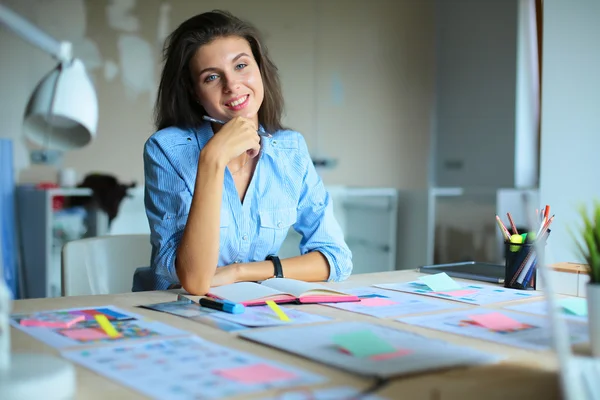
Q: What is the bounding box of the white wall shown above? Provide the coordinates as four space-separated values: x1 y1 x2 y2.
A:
539 0 600 263
0 0 434 191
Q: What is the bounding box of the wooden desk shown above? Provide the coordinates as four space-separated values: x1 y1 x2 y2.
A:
11 270 567 400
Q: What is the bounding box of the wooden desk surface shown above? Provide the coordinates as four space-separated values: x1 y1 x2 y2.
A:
10 270 567 400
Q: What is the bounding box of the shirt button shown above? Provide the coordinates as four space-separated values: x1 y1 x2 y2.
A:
234 260 241 263
277 221 283 228
242 234 248 241
272 140 277 146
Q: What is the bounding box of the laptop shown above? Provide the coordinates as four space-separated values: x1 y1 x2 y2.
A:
525 197 600 400
418 261 505 284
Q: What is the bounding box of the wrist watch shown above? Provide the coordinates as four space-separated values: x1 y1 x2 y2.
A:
266 255 284 278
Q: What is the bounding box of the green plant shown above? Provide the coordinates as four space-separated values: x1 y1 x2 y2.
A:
573 202 600 284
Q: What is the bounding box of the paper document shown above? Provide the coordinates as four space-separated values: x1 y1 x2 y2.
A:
504 298 588 321
240 321 501 378
10 305 190 349
209 304 331 327
323 287 462 318
62 336 325 399
374 281 541 305
398 308 589 350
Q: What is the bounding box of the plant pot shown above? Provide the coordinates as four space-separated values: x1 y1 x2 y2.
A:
587 282 600 357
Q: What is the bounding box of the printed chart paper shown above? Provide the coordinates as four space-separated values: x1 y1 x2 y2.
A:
240 321 501 378
397 308 589 350
374 281 541 305
209 304 331 327
504 298 588 322
262 386 389 400
323 287 463 318
61 336 325 400
10 305 190 349
141 300 331 328
140 300 248 332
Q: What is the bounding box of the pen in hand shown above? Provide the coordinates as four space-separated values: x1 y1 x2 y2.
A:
202 115 272 138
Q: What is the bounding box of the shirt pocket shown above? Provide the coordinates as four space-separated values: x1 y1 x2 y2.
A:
257 207 297 255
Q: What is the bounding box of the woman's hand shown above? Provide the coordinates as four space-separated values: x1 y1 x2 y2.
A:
210 264 241 287
203 117 261 166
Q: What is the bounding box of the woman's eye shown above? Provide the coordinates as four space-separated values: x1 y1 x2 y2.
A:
235 63 247 70
204 74 218 83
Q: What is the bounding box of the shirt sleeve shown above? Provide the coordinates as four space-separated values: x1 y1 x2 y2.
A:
143 138 191 286
293 134 353 282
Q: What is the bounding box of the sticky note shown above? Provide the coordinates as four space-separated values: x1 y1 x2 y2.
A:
215 363 296 384
359 298 398 307
20 313 84 328
61 328 109 341
559 297 588 316
265 300 290 321
370 348 413 361
94 315 121 338
437 289 478 297
469 312 523 331
332 330 396 357
419 273 461 292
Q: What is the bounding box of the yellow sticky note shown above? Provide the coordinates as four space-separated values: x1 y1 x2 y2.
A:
265 300 290 322
94 314 121 338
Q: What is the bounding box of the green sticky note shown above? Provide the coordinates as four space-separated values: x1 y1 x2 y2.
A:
559 297 588 317
331 330 396 358
418 273 461 292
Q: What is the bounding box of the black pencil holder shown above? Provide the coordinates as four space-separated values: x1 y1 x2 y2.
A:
504 242 540 290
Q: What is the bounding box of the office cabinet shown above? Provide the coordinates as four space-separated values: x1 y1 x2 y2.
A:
16 186 108 298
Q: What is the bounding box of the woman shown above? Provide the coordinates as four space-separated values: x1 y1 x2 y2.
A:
144 10 352 295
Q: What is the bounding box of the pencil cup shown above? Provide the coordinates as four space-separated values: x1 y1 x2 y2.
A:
504 242 540 290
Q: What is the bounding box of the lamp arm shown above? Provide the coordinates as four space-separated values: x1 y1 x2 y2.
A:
0 4 72 62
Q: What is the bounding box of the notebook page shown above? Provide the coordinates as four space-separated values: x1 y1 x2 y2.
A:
261 278 347 298
208 282 290 303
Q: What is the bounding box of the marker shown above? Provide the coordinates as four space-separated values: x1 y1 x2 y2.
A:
94 315 121 338
508 234 523 253
265 300 290 322
199 297 245 314
202 115 272 138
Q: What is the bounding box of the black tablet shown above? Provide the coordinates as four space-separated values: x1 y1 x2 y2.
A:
418 261 505 284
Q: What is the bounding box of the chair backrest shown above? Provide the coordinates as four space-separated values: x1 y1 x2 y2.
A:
61 234 151 296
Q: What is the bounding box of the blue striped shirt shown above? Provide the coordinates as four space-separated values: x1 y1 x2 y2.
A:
143 121 352 290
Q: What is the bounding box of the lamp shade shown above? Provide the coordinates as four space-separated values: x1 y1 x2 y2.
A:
23 58 97 151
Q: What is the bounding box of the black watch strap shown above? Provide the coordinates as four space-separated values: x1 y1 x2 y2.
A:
266 255 284 278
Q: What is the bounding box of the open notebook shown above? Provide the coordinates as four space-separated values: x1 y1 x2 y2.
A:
207 278 360 306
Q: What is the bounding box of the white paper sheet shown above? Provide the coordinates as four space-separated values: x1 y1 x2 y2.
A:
398 308 589 350
374 281 541 305
240 321 501 378
322 287 463 318
141 300 331 329
209 305 332 327
10 305 190 349
504 299 588 322
61 336 325 400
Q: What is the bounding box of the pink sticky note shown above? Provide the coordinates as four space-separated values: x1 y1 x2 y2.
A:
469 312 523 331
437 289 478 297
359 298 398 307
61 328 110 341
214 363 297 384
20 314 85 328
370 349 413 361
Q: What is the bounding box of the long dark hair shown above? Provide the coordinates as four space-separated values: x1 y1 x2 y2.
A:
154 10 285 133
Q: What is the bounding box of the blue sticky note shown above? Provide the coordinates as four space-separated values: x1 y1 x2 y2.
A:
418 273 461 292
559 297 588 317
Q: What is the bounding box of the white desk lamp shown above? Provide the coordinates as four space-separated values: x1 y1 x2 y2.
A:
0 3 98 399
